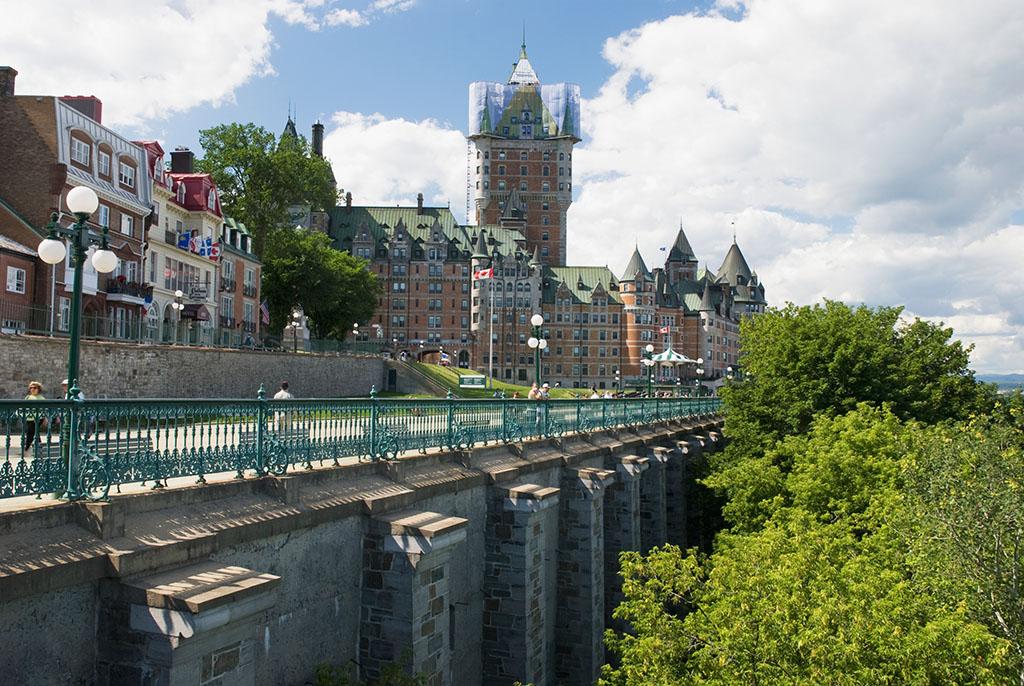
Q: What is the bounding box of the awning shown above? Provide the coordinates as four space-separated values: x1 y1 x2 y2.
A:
651 348 695 365
180 304 211 321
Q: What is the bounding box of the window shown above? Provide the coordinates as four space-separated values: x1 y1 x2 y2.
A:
559 153 565 160
119 161 135 188
484 151 489 159
541 247 549 257
97 204 110 229
498 166 505 175
207 189 217 210
71 138 90 166
98 151 110 177
543 166 549 177
542 202 549 210
176 182 186 203
520 182 527 191
120 213 134 236
6 266 26 294
542 182 550 192
559 167 565 176
520 151 528 160
498 152 506 160
542 216 549 226
243 302 256 325
520 166 527 175
498 181 506 190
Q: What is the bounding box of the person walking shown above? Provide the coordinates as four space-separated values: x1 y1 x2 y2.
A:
274 381 294 430
21 382 45 456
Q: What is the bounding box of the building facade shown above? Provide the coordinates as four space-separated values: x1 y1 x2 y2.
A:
0 68 152 341
327 46 766 390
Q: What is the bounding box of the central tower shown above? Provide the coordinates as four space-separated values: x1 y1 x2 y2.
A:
468 42 581 266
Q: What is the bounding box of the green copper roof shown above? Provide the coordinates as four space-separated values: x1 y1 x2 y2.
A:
542 265 622 305
620 247 653 281
667 225 696 263
717 241 753 285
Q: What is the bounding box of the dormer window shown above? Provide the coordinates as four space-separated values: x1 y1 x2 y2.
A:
154 161 163 182
119 161 135 188
71 138 91 166
521 110 530 122
207 189 217 210
176 183 186 203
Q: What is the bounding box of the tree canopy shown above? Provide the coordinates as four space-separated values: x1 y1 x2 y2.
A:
197 122 338 258
261 228 379 340
602 301 1021 684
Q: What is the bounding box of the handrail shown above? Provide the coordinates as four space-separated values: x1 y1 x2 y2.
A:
0 394 722 502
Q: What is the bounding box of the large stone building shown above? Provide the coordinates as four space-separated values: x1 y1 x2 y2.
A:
329 45 767 390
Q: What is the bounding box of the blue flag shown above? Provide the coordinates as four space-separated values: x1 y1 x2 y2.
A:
177 233 190 249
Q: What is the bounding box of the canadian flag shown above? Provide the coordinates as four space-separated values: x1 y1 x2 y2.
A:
659 326 670 334
473 267 494 280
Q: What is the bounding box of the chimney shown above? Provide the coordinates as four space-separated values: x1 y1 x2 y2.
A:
345 191 352 214
59 95 103 123
0 66 17 97
171 147 194 174
312 120 324 157
417 192 424 214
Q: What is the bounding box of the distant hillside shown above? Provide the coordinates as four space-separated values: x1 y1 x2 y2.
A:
976 373 1024 390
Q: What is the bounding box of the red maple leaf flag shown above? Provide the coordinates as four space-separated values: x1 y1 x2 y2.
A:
473 267 494 280
659 326 670 334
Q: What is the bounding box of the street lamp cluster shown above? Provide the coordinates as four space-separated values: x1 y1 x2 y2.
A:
526 313 546 385
37 186 117 394
642 343 655 397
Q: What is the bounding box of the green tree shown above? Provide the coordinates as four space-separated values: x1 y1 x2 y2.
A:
603 407 1013 685
197 122 337 257
712 301 988 529
262 228 379 340
905 403 1024 683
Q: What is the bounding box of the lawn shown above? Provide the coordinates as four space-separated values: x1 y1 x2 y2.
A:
407 362 579 399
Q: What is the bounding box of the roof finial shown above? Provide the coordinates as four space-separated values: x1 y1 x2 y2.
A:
732 220 736 244
521 22 527 58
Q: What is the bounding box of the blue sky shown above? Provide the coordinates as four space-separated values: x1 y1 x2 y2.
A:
4 0 1024 374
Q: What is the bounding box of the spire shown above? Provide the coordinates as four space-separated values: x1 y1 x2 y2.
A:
472 230 488 259
508 40 539 86
501 187 525 220
620 246 653 281
531 242 542 267
667 223 696 263
717 240 753 285
699 284 715 312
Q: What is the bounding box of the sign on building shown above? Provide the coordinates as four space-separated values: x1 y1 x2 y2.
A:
458 375 486 388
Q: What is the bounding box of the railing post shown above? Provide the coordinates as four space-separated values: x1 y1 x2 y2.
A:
65 381 82 498
369 386 378 460
256 384 266 475
501 394 508 441
446 388 454 448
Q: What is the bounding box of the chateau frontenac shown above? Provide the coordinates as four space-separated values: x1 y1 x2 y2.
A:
329 43 766 389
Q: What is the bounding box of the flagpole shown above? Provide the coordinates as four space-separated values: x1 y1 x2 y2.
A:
488 278 494 389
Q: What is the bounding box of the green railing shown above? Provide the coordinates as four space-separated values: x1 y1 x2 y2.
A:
0 390 721 502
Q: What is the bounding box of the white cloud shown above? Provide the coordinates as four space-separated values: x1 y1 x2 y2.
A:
325 8 368 27
0 0 412 128
568 0 1024 373
321 112 468 215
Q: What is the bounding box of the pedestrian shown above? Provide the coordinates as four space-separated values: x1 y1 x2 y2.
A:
512 391 519 399
528 382 541 400
540 383 550 399
274 380 294 430
21 381 45 455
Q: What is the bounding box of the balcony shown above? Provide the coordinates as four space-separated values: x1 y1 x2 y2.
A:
220 277 236 292
219 315 236 329
242 284 258 298
104 279 152 305
242 321 257 333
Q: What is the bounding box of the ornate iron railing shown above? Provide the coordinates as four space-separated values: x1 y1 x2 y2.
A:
0 390 721 502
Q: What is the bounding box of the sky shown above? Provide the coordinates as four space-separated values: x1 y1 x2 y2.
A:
4 0 1024 374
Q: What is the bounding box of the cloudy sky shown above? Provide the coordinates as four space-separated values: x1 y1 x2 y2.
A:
4 0 1023 373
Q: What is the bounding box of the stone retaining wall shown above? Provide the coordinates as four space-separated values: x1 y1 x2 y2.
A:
0 334 383 399
0 417 725 686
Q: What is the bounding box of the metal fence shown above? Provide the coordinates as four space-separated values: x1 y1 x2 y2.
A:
0 391 721 502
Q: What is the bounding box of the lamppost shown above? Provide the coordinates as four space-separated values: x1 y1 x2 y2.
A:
291 310 302 353
36 186 118 499
614 371 621 394
696 358 705 396
526 313 547 385
642 343 655 397
171 290 184 344
37 186 118 392
676 378 682 397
